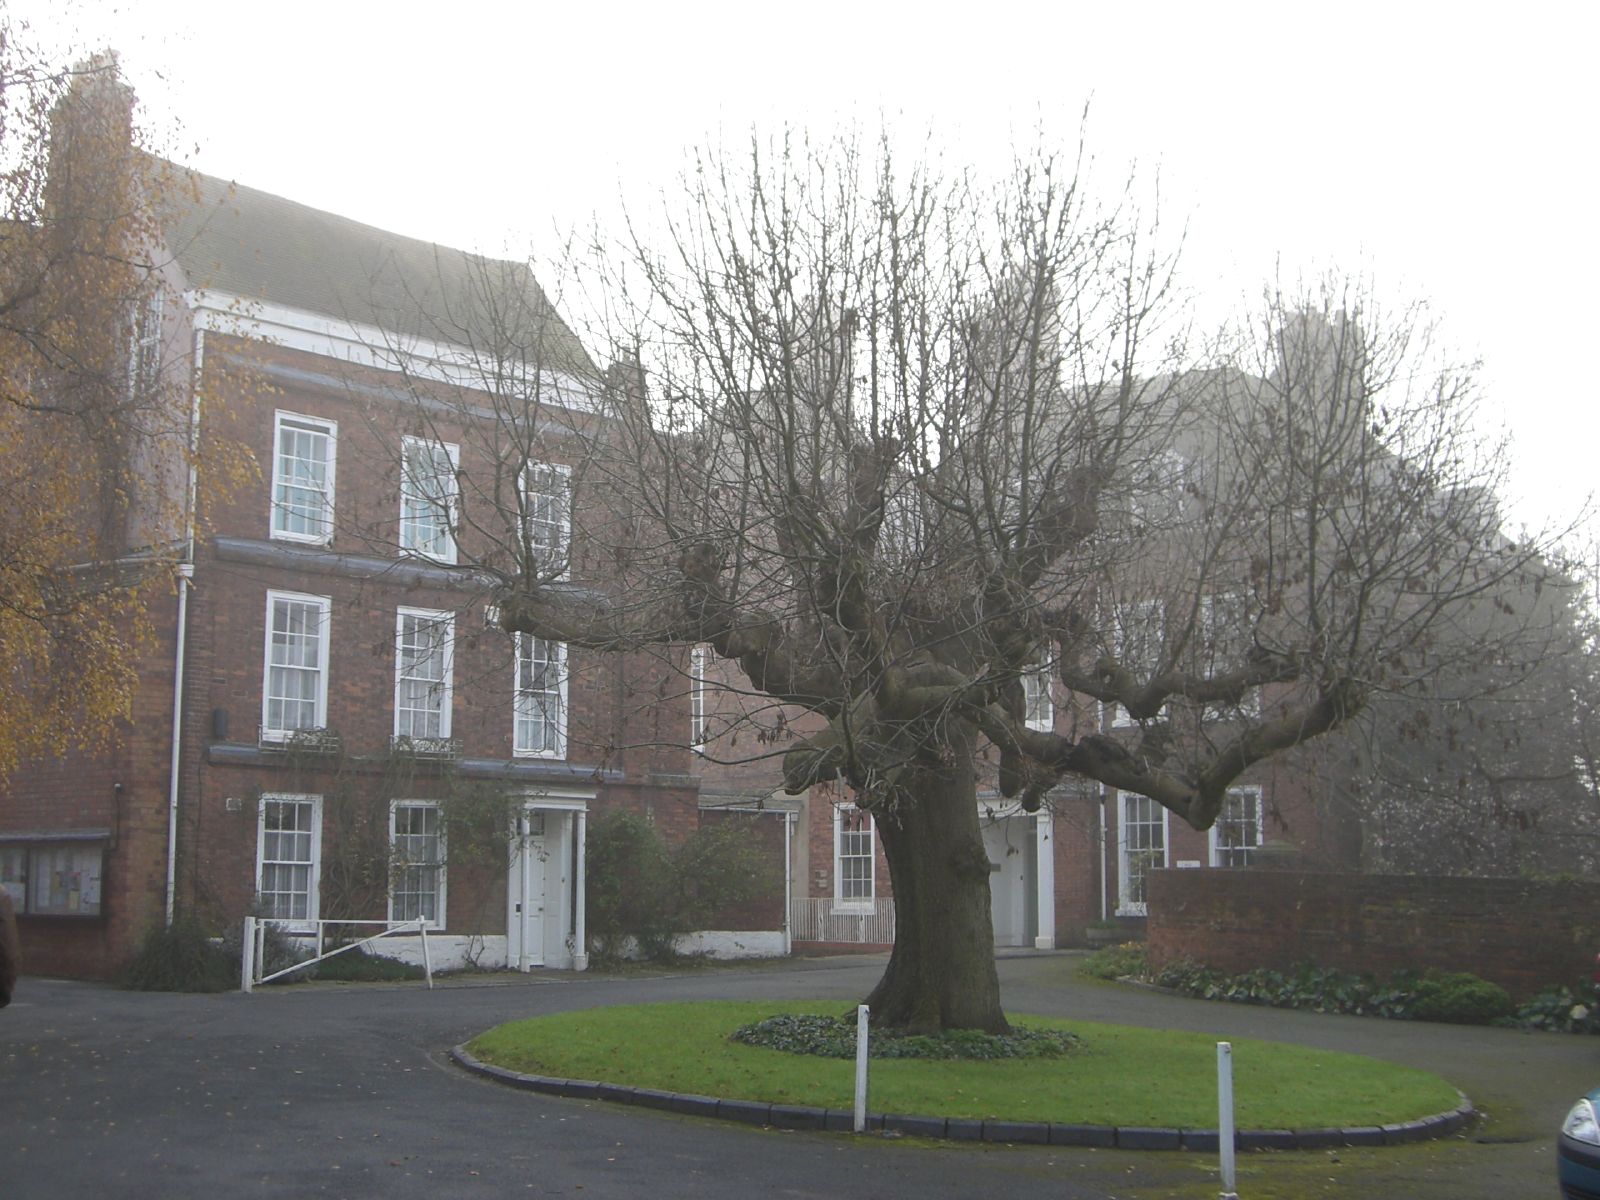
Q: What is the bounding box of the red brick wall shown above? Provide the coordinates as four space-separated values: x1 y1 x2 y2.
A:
1146 868 1600 1001
0 587 180 980
1047 791 1103 941
799 780 892 903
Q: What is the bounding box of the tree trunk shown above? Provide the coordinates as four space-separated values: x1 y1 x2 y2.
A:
862 736 1010 1033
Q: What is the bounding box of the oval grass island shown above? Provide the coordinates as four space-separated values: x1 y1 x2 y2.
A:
455 1002 1472 1149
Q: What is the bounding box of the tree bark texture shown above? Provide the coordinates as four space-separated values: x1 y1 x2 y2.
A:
862 748 1011 1034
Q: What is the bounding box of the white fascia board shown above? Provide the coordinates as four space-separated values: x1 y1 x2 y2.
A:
185 289 597 412
516 787 594 810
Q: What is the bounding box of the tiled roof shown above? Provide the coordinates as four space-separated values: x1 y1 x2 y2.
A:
163 168 595 377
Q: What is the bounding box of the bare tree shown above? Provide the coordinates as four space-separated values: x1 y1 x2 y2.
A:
372 132 1558 1032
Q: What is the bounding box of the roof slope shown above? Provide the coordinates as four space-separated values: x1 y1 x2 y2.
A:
163 168 595 377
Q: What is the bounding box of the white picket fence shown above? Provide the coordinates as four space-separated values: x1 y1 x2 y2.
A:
788 897 895 944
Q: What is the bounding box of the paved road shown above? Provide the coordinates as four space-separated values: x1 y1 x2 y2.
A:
0 953 1578 1198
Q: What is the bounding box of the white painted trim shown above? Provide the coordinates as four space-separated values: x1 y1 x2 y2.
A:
1209 785 1264 867
518 460 573 580
398 435 460 564
1111 599 1162 728
674 931 787 959
1033 809 1056 949
393 607 455 741
831 803 875 912
1115 791 1169 917
256 794 323 933
186 289 597 410
1023 659 1054 732
689 644 708 750
261 590 332 741
512 633 568 759
270 410 337 545
387 800 447 929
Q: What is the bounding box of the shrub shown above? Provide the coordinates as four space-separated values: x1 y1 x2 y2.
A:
121 917 235 992
1146 959 1528 1027
311 947 426 983
1409 972 1513 1024
730 1012 1079 1059
586 811 779 965
1513 986 1600 1034
586 811 679 963
1079 941 1149 981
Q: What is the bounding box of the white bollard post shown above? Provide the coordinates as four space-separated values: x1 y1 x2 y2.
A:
853 1004 870 1133
419 921 434 990
241 916 256 993
1218 1041 1238 1200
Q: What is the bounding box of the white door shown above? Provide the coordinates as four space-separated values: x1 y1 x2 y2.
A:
984 815 1029 948
508 812 549 970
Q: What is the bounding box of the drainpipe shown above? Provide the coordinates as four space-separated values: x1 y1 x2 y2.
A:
783 810 795 956
572 809 588 971
164 563 193 927
165 327 204 927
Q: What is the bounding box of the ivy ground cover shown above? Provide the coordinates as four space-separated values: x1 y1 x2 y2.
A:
466 1001 1459 1129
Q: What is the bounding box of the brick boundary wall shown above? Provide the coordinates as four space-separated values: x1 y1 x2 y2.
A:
1145 868 1600 1002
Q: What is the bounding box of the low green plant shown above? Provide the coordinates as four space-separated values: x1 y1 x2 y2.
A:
1078 941 1149 981
586 812 777 965
1149 959 1531 1027
731 1013 1078 1059
1513 985 1600 1034
310 947 426 983
1409 971 1512 1024
121 917 235 992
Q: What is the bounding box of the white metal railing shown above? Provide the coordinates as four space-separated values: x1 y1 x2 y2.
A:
788 897 895 944
240 916 434 992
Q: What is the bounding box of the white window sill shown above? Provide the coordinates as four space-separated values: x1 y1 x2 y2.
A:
1113 905 1147 918
269 530 333 547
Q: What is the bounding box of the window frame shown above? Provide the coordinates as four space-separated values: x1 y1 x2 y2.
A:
518 461 573 578
832 803 876 913
270 411 337 545
128 284 164 401
261 590 332 743
690 644 708 751
1022 659 1054 733
1199 592 1263 720
1111 600 1163 728
256 795 323 932
1209 785 1263 868
513 633 569 759
1116 791 1169 916
1 839 107 918
398 435 460 563
388 800 447 928
393 607 455 744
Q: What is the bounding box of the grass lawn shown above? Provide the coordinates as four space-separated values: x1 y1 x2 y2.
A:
466 1001 1460 1129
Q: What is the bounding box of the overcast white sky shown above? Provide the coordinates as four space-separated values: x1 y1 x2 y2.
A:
14 0 1598 546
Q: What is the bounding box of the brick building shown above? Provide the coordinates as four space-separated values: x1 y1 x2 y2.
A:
0 126 786 977
692 646 1355 955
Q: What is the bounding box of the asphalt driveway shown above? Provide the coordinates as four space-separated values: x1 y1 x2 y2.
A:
0 953 1577 1198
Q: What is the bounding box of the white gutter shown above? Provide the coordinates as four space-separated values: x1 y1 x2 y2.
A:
165 327 205 927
